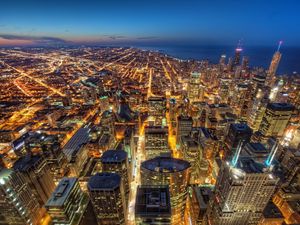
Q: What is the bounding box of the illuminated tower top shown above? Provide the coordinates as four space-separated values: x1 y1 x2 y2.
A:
277 40 283 52
234 40 243 65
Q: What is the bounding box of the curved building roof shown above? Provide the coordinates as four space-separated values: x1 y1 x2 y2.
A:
88 173 121 191
141 157 190 173
101 150 127 163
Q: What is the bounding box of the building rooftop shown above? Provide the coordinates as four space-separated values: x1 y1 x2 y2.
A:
45 177 78 207
267 103 295 111
141 157 190 173
101 150 127 163
286 200 300 213
244 142 269 155
208 117 218 123
13 155 42 172
208 103 229 108
177 115 192 121
0 168 13 184
181 136 199 147
263 202 284 219
98 133 110 145
281 185 300 195
135 185 171 217
11 132 30 152
145 126 168 134
191 72 201 77
193 186 213 210
63 127 90 162
231 123 252 132
148 96 166 101
198 127 218 140
235 157 265 173
88 173 121 191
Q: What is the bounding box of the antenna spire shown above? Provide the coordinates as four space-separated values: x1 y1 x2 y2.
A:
236 39 243 51
265 141 279 167
277 41 283 52
232 140 243 167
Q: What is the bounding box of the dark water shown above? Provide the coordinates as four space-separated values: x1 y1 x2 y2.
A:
134 44 300 75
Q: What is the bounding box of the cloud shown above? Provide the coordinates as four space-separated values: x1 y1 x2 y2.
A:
136 36 158 40
102 35 126 40
0 34 70 46
0 33 162 46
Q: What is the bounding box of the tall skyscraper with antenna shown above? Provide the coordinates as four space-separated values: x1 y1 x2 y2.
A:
266 41 282 86
234 40 243 66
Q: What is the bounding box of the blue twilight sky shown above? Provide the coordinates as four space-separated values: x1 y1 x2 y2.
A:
0 0 300 46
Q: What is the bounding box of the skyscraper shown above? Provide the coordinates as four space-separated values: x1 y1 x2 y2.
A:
62 127 90 176
227 57 234 71
224 123 253 158
234 41 243 66
181 136 201 184
218 79 230 103
0 168 42 225
188 72 202 102
144 126 170 159
188 186 213 225
247 90 269 131
13 155 56 206
259 103 294 138
205 157 279 225
266 41 282 87
148 96 167 125
100 150 130 203
241 56 249 71
230 83 251 118
176 116 193 145
100 110 116 138
88 173 127 225
135 185 171 225
219 54 226 66
141 157 190 224
45 177 86 225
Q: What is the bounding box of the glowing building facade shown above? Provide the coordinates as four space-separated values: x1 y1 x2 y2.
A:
0 168 42 225
188 72 202 102
224 123 252 158
247 91 269 132
141 157 190 225
259 103 294 138
88 173 127 225
13 155 55 206
181 136 201 184
148 96 167 125
100 150 130 204
45 177 85 225
176 116 193 145
144 126 170 160
205 157 279 225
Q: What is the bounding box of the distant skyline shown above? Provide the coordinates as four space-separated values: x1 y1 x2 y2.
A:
0 0 300 46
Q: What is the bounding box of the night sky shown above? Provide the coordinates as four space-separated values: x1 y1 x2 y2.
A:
0 0 300 46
